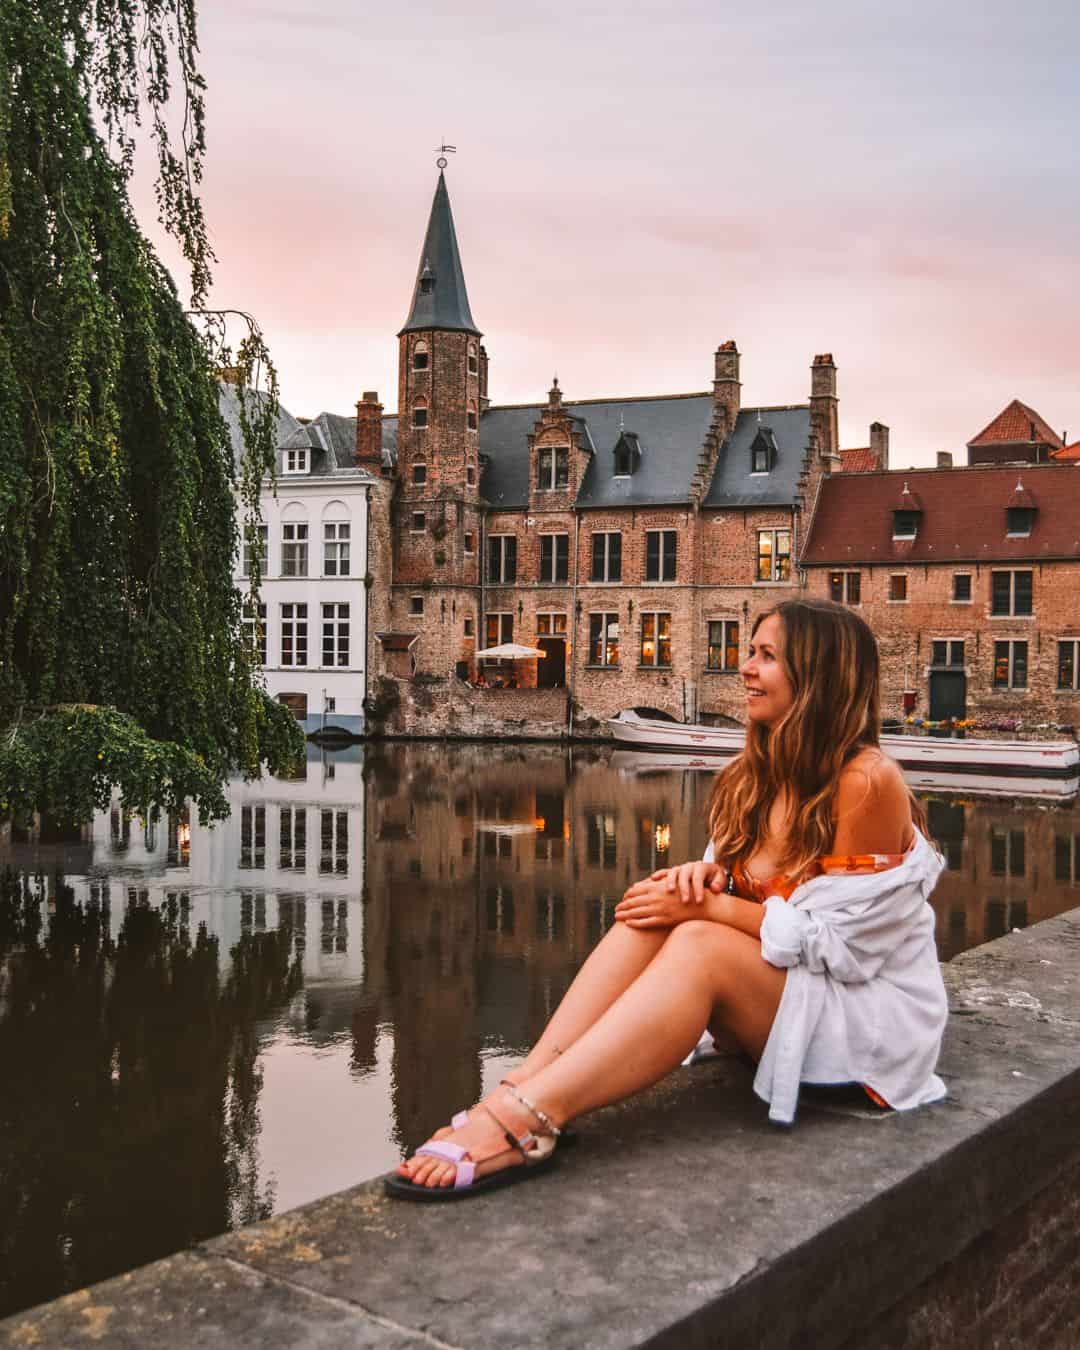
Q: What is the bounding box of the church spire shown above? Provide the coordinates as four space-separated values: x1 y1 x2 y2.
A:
399 171 480 337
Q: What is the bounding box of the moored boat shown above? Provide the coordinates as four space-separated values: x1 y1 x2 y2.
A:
608 710 1080 778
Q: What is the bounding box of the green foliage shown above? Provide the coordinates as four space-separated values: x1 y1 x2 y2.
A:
0 0 304 821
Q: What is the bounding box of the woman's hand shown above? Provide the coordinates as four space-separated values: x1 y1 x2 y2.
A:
616 861 728 929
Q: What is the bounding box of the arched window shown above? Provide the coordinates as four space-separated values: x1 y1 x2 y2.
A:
467 398 478 432
413 340 428 371
468 341 478 375
412 396 428 429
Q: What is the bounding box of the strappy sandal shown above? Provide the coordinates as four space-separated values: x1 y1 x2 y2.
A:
437 1076 578 1145
384 1098 560 1203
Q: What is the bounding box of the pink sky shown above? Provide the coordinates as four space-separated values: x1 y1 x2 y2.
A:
135 0 1080 465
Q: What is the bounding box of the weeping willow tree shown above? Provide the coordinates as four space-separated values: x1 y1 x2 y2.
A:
0 0 303 824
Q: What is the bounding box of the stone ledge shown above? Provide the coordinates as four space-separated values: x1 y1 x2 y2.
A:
4 909 1079 1350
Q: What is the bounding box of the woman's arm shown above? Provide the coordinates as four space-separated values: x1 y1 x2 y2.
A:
831 752 913 856
615 866 765 936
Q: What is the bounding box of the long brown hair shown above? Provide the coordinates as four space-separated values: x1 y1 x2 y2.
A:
707 598 919 881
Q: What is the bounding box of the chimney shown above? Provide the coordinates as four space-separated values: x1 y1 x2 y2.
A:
355 391 383 468
937 451 954 469
712 340 741 440
479 344 490 410
810 353 840 470
869 421 889 470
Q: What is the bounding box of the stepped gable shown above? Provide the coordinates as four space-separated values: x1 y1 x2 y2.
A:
701 405 811 507
802 463 1080 565
968 398 1064 449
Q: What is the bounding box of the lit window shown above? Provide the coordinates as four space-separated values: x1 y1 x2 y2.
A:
829 571 861 605
640 612 672 667
537 613 567 635
993 640 1028 689
1057 640 1080 690
756 530 791 582
588 613 619 667
706 620 739 671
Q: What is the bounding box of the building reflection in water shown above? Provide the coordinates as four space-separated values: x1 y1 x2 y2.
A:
0 741 1077 1318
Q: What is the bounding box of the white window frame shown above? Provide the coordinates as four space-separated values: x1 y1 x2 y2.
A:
281 521 308 577
283 448 309 474
280 602 308 667
243 600 267 666
537 445 570 492
323 520 350 576
321 602 350 668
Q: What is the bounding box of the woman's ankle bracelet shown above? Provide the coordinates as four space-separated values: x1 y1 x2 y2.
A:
502 1083 562 1137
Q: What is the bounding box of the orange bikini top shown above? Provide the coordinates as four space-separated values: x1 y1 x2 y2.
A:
729 852 908 903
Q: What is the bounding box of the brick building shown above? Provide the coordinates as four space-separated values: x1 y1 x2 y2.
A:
358 169 846 730
800 462 1080 728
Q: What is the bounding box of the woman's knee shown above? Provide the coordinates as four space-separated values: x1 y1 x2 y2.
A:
665 918 741 957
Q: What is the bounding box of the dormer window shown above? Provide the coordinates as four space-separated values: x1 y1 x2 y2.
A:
413 341 429 371
418 267 435 296
612 431 641 477
1006 507 1035 537
750 427 777 475
892 510 919 539
538 445 569 491
284 448 309 474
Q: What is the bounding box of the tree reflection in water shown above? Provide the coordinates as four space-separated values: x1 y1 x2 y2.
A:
0 870 302 1319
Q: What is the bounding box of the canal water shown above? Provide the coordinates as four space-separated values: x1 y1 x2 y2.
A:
1 741 1078 1319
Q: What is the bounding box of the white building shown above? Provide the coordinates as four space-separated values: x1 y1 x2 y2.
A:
221 383 377 736
78 745 368 986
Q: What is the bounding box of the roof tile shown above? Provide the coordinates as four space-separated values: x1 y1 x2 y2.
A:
967 399 1064 448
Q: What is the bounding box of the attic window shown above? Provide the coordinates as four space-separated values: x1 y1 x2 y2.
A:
892 509 920 540
612 431 640 477
750 427 776 475
284 448 309 474
1006 507 1035 537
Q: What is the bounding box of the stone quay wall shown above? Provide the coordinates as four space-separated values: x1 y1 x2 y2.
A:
5 907 1080 1350
365 673 570 740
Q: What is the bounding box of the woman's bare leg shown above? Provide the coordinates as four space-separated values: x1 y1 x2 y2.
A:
402 921 786 1188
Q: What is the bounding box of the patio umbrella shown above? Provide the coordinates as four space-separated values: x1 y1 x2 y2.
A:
473 642 546 659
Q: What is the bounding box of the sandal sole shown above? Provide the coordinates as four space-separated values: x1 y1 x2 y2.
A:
383 1153 558 1203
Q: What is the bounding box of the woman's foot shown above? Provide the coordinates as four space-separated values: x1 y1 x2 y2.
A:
396 1087 561 1191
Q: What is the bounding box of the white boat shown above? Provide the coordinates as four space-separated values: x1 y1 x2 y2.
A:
609 749 1079 800
608 710 1080 778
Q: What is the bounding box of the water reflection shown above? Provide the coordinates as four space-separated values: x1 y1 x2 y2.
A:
1 742 1078 1318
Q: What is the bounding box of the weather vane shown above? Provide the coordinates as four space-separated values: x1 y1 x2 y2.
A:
436 142 457 170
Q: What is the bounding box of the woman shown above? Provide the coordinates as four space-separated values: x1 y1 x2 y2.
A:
387 599 947 1201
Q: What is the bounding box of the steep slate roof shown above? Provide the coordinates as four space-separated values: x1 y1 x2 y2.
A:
967 399 1064 449
478 395 810 511
399 172 480 337
840 446 876 473
802 464 1080 565
218 382 301 473
701 405 811 508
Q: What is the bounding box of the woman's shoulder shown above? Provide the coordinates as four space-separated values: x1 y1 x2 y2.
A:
833 746 911 850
